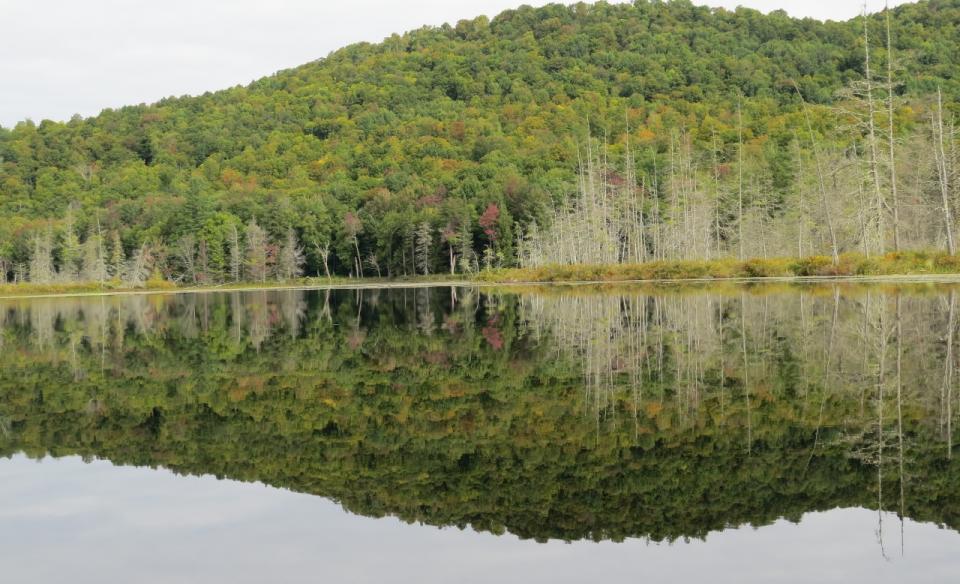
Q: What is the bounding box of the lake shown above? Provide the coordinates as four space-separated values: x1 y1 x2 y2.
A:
1 283 959 583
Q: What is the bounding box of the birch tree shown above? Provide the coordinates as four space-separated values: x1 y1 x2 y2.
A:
313 240 332 279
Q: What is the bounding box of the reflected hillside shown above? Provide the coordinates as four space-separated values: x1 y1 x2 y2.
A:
0 285 959 544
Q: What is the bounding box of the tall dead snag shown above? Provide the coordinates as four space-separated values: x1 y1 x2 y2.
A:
935 86 956 255
944 292 957 458
794 83 840 264
793 133 805 258
737 98 745 261
712 133 723 258
886 3 901 251
623 112 647 263
895 293 906 549
863 8 887 253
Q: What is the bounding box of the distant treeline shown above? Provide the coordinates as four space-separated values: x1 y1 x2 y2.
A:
2 1 960 283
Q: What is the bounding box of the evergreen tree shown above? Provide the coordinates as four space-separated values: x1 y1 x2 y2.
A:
276 228 305 282
81 228 109 284
28 229 55 284
415 222 433 276
229 223 242 283
60 209 82 281
245 219 270 283
110 231 125 282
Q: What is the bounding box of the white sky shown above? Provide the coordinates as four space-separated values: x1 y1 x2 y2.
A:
0 0 915 128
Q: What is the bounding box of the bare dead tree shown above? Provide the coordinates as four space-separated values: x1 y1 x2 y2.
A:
794 83 840 263
934 87 956 254
123 242 154 288
886 3 902 251
738 98 745 260
175 234 198 284
863 7 887 252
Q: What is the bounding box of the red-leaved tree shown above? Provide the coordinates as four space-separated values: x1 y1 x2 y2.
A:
478 203 500 242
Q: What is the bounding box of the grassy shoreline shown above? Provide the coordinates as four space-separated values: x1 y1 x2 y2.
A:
0 276 466 300
5 252 960 299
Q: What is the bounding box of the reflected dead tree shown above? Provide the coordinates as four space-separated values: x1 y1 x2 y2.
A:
943 291 956 458
806 286 840 473
895 293 906 556
741 292 752 455
875 290 889 561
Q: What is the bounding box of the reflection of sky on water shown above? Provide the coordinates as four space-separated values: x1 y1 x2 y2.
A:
1 454 956 584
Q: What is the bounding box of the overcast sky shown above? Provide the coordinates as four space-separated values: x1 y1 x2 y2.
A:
0 0 914 128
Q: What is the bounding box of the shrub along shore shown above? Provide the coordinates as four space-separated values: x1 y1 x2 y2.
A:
477 252 960 283
4 251 960 298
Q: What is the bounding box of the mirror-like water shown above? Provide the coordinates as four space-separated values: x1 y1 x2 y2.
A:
1 283 959 582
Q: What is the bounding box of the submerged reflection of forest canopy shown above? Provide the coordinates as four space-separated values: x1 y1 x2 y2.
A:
0 285 959 545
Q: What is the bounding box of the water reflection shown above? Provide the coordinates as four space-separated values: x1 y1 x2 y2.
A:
5 455 958 584
0 284 959 552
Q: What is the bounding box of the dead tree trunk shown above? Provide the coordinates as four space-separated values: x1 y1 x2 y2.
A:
935 87 956 255
794 83 840 263
886 5 901 251
737 98 745 261
863 9 886 253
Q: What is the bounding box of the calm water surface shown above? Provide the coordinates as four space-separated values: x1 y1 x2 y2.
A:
1 283 959 582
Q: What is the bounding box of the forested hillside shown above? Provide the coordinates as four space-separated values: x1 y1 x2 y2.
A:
1 0 960 283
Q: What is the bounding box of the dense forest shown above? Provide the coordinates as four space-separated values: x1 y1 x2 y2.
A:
2 1 960 283
2 285 960 541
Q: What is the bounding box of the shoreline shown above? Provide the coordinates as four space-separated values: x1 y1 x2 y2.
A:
4 272 960 300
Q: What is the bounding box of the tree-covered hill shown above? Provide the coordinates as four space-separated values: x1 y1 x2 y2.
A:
1 0 959 282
